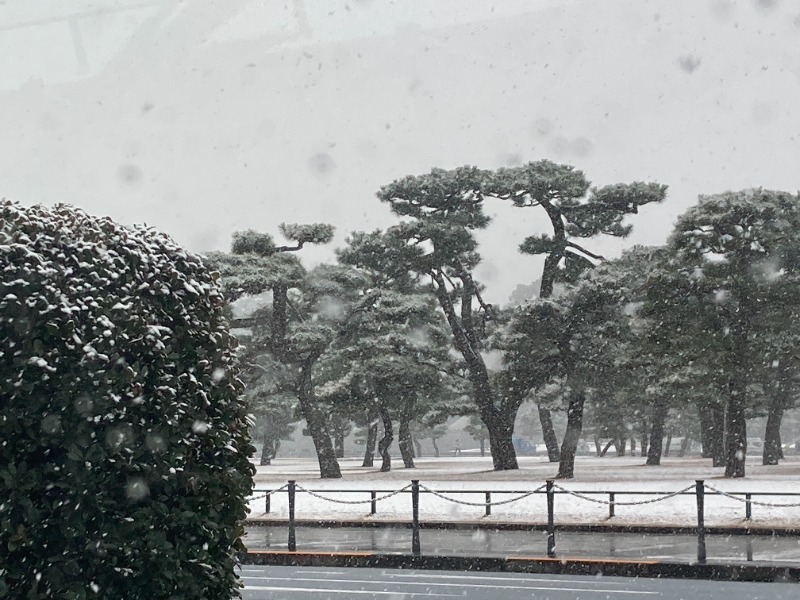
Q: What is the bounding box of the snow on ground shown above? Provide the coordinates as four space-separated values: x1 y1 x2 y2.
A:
247 455 800 528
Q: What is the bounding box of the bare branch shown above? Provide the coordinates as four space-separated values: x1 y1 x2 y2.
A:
566 241 606 261
274 242 304 253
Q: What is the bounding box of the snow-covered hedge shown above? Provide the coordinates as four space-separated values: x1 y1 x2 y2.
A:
0 201 255 599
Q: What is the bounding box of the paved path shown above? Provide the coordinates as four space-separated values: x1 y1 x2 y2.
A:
239 565 797 599
245 525 800 563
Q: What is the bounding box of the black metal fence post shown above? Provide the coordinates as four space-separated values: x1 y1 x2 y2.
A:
411 480 421 556
288 480 297 552
695 479 706 563
609 492 615 519
265 493 271 514
371 490 377 515
546 479 556 558
485 492 491 517
745 493 752 520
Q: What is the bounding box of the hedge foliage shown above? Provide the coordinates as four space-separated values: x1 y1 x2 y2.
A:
0 201 255 599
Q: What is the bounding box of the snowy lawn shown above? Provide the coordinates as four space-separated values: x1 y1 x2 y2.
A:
247 455 800 528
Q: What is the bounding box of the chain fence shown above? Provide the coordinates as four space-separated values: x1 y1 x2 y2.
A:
551 483 696 506
246 479 800 561
248 481 800 513
293 483 413 505
703 483 800 508
417 483 547 507
249 483 289 503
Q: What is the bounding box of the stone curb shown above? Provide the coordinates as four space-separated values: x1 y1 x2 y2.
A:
245 517 800 537
241 550 800 583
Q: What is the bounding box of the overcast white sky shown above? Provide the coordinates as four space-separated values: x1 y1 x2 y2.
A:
1 0 799 303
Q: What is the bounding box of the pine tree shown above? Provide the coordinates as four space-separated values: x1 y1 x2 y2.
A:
342 167 524 470
667 189 800 477
207 225 375 479
484 160 667 461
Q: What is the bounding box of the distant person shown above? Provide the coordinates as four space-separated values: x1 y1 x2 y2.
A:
454 438 461 456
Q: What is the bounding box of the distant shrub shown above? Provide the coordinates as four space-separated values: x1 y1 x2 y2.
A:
0 201 255 599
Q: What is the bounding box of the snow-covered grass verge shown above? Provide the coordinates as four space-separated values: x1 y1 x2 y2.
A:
246 455 800 528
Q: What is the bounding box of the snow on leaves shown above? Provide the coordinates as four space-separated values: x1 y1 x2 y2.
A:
0 200 254 599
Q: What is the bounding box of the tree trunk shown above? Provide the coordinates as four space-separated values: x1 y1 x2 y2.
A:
481 406 518 470
297 367 341 479
300 407 341 478
699 404 713 459
412 436 423 458
479 438 485 456
537 208 566 301
537 205 568 467
763 423 783 464
398 397 415 468
432 438 440 457
260 430 273 466
639 417 649 457
724 271 750 479
272 282 287 344
334 431 345 459
430 269 520 471
599 439 614 457
646 397 668 466
556 393 585 479
474 372 519 470
663 434 672 457
538 405 561 462
377 405 393 473
260 447 271 466
362 419 378 467
763 378 788 466
614 438 627 457
700 401 725 466
724 367 747 478
276 286 340 478
677 436 691 457
630 438 636 456
594 437 602 457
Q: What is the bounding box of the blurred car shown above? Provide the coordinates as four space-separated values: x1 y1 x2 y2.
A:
512 436 538 456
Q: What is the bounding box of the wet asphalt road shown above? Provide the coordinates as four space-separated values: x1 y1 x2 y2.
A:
244 525 800 564
239 565 798 599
